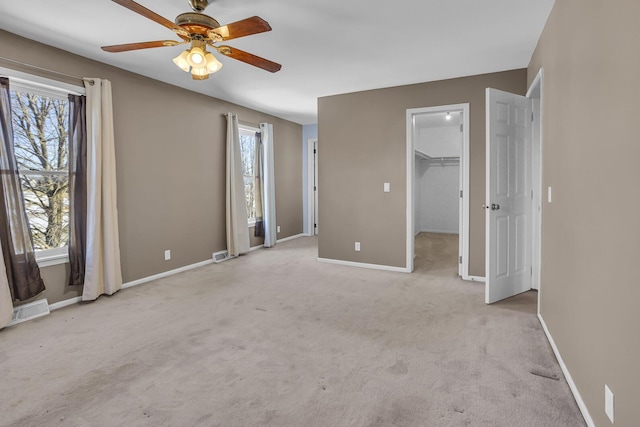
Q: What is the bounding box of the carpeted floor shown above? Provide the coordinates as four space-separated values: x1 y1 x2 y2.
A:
0 234 585 426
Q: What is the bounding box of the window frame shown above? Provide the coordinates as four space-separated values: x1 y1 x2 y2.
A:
1 67 84 267
238 125 259 226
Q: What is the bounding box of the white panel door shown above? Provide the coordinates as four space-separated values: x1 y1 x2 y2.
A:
486 88 532 304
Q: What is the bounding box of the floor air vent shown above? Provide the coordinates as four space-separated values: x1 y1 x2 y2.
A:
10 299 50 326
213 250 232 263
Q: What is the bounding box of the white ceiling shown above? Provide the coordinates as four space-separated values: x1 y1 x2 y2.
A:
0 0 554 125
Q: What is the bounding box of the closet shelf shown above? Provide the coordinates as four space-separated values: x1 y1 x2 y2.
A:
415 149 460 164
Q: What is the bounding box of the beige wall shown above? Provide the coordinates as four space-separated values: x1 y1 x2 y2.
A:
1 30 302 305
318 70 526 273
528 1 640 425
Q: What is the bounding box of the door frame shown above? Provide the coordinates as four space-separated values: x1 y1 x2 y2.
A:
406 103 470 275
306 138 318 236
526 69 544 294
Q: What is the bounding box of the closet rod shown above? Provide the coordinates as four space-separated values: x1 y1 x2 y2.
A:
414 150 459 161
0 56 94 85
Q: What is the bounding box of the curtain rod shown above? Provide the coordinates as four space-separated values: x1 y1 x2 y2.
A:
0 56 94 85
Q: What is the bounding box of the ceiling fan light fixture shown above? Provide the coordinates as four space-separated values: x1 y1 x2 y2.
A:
172 50 191 72
187 46 206 67
191 66 210 80
205 52 223 73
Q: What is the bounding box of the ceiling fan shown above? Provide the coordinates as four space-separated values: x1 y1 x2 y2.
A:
101 0 281 80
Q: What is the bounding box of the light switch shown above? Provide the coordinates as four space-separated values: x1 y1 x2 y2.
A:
384 182 390 193
547 186 552 203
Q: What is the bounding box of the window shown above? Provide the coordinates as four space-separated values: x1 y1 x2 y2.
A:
239 126 258 224
9 81 72 261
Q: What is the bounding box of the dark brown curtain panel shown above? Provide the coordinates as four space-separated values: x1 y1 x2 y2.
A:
253 131 264 237
0 77 45 301
68 94 87 286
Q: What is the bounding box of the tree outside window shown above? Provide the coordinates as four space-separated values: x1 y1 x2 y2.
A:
239 128 258 223
10 89 70 251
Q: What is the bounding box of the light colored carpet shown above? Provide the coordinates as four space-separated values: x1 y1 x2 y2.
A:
0 234 585 426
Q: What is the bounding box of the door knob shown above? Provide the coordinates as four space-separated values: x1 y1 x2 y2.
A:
491 203 500 210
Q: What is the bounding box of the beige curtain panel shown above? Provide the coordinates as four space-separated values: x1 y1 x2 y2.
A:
82 79 123 301
259 123 277 248
225 113 250 257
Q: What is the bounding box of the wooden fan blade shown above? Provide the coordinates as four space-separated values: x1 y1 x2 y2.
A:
111 0 187 35
210 16 272 41
217 46 281 73
102 40 182 52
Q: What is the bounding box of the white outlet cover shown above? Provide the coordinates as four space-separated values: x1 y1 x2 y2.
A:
384 182 390 192
355 242 360 251
547 186 552 203
605 384 614 423
164 250 171 261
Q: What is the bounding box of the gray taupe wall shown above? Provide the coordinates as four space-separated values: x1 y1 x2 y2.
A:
529 1 639 425
318 70 526 273
0 30 302 305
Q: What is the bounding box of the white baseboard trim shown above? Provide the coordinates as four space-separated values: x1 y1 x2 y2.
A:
249 245 264 252
277 233 306 243
122 259 213 290
50 258 216 312
317 257 410 273
49 296 82 311
463 275 486 282
538 313 594 427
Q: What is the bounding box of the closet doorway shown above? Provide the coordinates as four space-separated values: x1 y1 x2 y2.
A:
405 104 470 277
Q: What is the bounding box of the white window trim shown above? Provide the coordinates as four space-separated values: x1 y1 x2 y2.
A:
2 67 80 268
36 247 69 268
0 67 85 96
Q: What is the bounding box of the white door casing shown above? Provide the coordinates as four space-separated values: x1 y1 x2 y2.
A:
307 138 318 236
485 88 533 304
313 140 318 235
406 104 470 275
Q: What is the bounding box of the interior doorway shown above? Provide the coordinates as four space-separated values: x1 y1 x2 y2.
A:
406 104 470 276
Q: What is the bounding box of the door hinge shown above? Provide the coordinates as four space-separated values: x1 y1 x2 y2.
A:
531 189 533 199
459 124 463 132
313 149 316 154
460 190 463 198
531 112 534 122
314 223 317 228
314 186 317 191
531 266 533 276
459 256 462 264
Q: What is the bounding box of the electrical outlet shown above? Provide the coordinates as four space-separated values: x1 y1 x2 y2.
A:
605 384 614 423
277 225 281 233
355 242 360 251
547 186 552 203
164 250 171 261
384 182 390 192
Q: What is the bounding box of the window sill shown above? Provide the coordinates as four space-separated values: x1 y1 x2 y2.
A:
36 252 69 268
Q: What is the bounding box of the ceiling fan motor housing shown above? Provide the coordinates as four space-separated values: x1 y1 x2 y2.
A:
175 12 221 38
